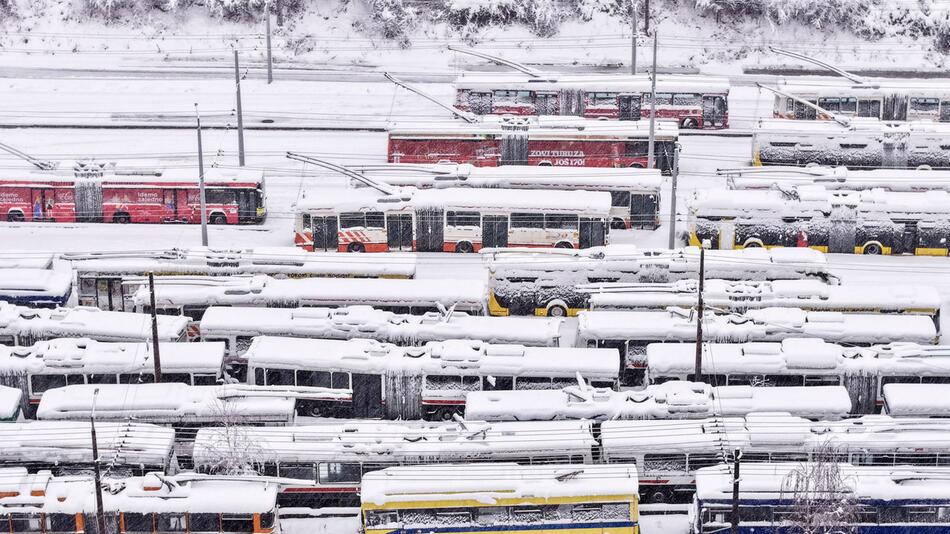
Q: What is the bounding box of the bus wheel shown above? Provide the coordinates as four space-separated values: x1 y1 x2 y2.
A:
648 489 668 504
210 214 227 225
455 241 474 253
682 118 698 129
629 163 645 168
347 242 366 253
610 218 627 230
555 241 574 249
112 212 131 224
743 239 762 248
6 211 23 222
863 243 883 255
547 304 568 317
308 405 323 417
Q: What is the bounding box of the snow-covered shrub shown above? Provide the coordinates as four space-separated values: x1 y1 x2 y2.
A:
445 0 567 36
365 0 417 45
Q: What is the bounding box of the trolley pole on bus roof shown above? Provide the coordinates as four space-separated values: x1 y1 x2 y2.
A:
630 0 637 74
90 387 106 534
195 105 209 246
148 272 163 383
234 50 246 166
731 449 742 534
694 245 705 381
647 31 658 169
667 143 679 248
265 1 274 84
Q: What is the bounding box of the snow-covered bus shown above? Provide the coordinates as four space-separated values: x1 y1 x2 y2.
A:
0 468 279 534
193 420 597 507
578 307 938 385
0 302 189 346
752 118 950 168
199 305 566 358
243 336 619 420
66 247 416 312
693 463 950 534
646 339 950 413
484 246 834 317
361 463 640 534
689 186 950 255
0 268 72 308
388 116 679 173
586 279 940 324
0 338 225 415
722 166 950 192
293 187 611 253
455 72 729 129
348 164 663 229
604 414 950 505
772 79 950 122
0 421 176 475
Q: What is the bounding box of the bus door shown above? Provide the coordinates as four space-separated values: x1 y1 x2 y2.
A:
236 189 256 223
630 193 658 229
351 373 383 418
311 216 340 252
482 215 508 249
535 92 558 115
618 94 642 121
414 208 444 252
30 188 54 220
579 218 606 248
500 125 529 165
163 189 179 220
719 220 735 249
387 213 413 251
702 95 727 127
900 221 919 255
828 216 857 253
468 92 493 114
883 94 908 121
74 180 103 222
96 277 128 311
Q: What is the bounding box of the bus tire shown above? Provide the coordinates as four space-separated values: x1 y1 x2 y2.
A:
112 212 131 224
555 241 574 249
455 241 474 253
648 489 669 504
743 239 763 248
681 117 698 129
547 304 568 317
209 213 227 225
863 242 883 255
629 163 645 168
610 218 627 230
347 242 366 253
6 211 23 222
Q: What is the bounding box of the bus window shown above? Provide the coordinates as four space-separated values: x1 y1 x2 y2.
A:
484 376 513 390
514 376 553 390
941 102 950 122
205 189 237 205
220 514 255 533
156 513 186 532
817 97 841 112
511 213 543 229
625 141 648 158
278 463 316 481
30 374 67 393
193 374 218 386
340 212 366 228
265 368 295 386
332 372 351 389
187 513 219 532
839 97 858 114
545 214 579 229
587 93 619 107
182 305 207 321
297 370 331 388
610 191 631 207
10 513 41 533
858 99 882 118
321 462 361 483
45 515 76 533
643 453 687 472
365 511 398 527
446 211 480 227
881 376 920 385
645 93 673 106
87 374 118 385
911 97 940 114
120 373 156 384
476 507 508 525
365 212 385 228
493 90 533 104
425 375 466 390
673 93 701 106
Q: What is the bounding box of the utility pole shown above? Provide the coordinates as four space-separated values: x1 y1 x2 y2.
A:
731 449 742 534
90 387 106 534
195 104 209 246
234 50 246 166
647 31 658 169
693 245 705 381
630 0 637 75
667 143 679 248
643 0 650 32
265 2 274 84
148 272 163 383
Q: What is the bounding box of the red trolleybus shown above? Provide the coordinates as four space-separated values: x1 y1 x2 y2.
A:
387 117 679 174
0 167 265 224
454 73 729 129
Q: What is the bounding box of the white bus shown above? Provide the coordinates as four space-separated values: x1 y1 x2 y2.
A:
0 268 72 308
603 414 950 505
773 79 950 122
0 302 189 346
294 187 610 253
65 247 416 312
244 336 619 421
484 245 834 317
348 164 663 229
689 185 950 255
646 338 950 413
192 420 596 507
0 338 225 414
578 307 938 385
721 166 950 192
199 305 566 358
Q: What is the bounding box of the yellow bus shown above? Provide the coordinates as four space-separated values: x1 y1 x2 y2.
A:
361 463 639 534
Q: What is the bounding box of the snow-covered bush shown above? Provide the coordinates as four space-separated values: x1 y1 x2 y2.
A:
366 0 417 45
445 0 567 36
693 0 877 30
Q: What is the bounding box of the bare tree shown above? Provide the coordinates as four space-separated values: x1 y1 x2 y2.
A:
199 398 267 476
780 442 858 534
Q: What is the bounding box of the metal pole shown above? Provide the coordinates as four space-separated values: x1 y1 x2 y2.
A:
90 388 106 534
265 3 274 84
731 449 742 534
694 246 705 381
647 31 658 169
630 0 637 75
234 50 246 166
667 143 679 248
643 0 650 32
195 106 209 246
148 272 163 383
